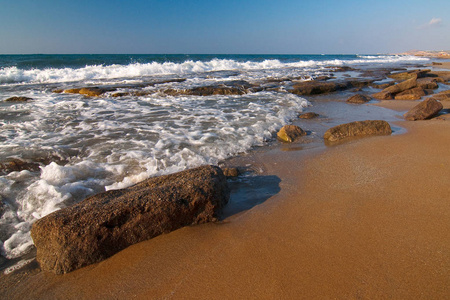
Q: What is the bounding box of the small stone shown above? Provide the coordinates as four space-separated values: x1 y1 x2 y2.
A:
299 112 319 119
346 94 371 104
4 96 33 102
222 167 240 177
277 125 306 143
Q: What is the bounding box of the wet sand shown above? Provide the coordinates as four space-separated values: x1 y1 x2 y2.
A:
3 99 450 299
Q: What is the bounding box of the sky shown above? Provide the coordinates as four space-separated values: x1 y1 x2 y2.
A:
0 0 448 54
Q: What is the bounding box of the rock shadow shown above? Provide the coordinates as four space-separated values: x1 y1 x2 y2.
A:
221 175 281 219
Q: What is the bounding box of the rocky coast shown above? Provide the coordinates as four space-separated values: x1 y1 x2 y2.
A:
2 60 450 299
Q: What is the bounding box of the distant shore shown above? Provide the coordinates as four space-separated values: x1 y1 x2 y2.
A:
2 60 450 299
398 49 450 59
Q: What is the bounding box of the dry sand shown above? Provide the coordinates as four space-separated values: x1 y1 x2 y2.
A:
3 101 450 299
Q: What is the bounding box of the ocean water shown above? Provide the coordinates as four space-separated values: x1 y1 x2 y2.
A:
0 54 429 260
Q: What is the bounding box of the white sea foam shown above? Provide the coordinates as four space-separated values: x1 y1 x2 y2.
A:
0 89 309 258
0 55 429 85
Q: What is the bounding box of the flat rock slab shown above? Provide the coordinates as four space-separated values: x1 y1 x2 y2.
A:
324 120 392 142
31 165 229 274
346 94 371 104
403 98 443 121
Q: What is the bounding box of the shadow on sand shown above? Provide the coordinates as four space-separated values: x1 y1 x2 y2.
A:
221 175 281 219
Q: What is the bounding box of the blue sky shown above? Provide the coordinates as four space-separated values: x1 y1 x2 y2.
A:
0 0 448 54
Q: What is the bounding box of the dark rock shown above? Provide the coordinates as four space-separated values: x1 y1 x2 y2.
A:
63 87 116 97
291 81 349 96
0 158 40 174
394 87 426 100
430 90 450 101
372 76 417 100
0 197 5 218
432 62 443 66
403 98 443 121
164 85 246 96
222 167 240 177
370 82 394 89
4 96 33 102
427 71 450 83
277 125 306 143
346 94 371 104
299 112 319 119
31 165 229 274
323 120 392 142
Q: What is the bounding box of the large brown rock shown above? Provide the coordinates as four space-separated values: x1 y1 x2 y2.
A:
394 87 426 100
277 125 306 142
291 81 350 95
429 90 450 101
403 98 443 121
372 76 418 100
388 69 430 80
324 120 392 142
63 87 115 97
31 165 229 274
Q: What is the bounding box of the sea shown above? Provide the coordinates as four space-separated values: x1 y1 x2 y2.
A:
0 54 429 262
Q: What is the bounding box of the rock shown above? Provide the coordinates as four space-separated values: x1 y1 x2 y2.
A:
403 98 443 121
346 94 371 104
394 87 426 100
388 69 430 80
323 120 392 142
0 198 5 218
31 165 229 274
429 90 450 101
372 76 417 100
417 78 439 90
277 125 306 143
0 158 40 174
4 96 33 102
222 167 240 177
291 81 349 95
299 112 319 119
164 84 250 96
63 87 115 97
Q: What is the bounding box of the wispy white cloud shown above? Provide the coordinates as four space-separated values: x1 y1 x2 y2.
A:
419 17 443 29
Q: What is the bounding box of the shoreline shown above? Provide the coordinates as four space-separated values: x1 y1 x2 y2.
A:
2 63 450 298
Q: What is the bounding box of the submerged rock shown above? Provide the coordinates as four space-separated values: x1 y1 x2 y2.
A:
299 112 319 119
277 125 306 143
323 120 392 142
346 94 371 104
403 98 443 121
63 87 115 97
222 167 240 177
31 165 230 274
4 96 33 102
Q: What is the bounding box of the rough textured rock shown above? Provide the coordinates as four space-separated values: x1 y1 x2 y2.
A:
403 98 443 121
346 94 371 104
222 167 240 177
277 125 306 142
31 165 229 274
394 87 426 100
4 96 33 102
299 112 319 119
291 81 350 95
372 76 417 100
417 78 439 90
0 158 40 174
323 120 392 142
429 90 450 101
388 69 430 80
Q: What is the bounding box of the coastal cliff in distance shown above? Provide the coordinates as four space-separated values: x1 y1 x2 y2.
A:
398 50 450 58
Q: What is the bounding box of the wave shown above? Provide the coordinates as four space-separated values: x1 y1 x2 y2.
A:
0 56 429 85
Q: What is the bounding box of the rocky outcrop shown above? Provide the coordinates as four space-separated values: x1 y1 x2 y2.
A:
291 81 350 96
299 112 319 119
277 125 306 142
346 94 371 104
403 98 443 121
0 156 68 175
372 76 418 100
31 165 229 274
394 87 427 100
323 120 392 142
164 86 245 96
4 96 33 102
417 78 439 90
388 69 430 80
429 90 450 101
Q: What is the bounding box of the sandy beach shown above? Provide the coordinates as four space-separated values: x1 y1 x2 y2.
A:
2 96 449 299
